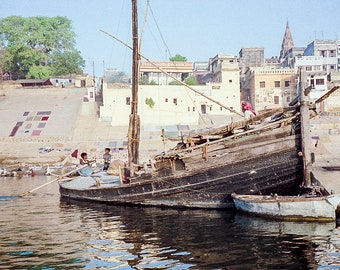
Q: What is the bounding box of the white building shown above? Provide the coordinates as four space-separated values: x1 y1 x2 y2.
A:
303 40 340 74
100 54 241 126
295 55 328 100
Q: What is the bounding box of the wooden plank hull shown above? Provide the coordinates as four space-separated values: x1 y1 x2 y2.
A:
59 111 304 209
59 136 303 209
232 193 340 221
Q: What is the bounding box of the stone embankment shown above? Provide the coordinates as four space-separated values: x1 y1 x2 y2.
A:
0 87 174 168
0 87 339 172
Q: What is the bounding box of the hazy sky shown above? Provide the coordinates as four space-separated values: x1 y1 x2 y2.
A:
1 0 339 76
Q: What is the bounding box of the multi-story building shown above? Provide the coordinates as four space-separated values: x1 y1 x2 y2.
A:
294 55 328 100
303 40 340 74
246 67 297 111
239 48 265 101
139 61 193 85
100 54 241 126
239 48 265 72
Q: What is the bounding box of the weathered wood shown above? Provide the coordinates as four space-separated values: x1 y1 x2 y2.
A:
232 193 340 221
314 85 340 104
299 67 312 187
128 0 140 175
20 165 87 197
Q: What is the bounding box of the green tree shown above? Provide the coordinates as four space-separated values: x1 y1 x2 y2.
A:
184 76 197 85
169 54 187 62
139 75 149 85
145 97 155 108
50 50 85 76
26 65 52 79
0 16 85 79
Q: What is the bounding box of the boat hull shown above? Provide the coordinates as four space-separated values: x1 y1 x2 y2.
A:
59 147 302 209
232 193 340 221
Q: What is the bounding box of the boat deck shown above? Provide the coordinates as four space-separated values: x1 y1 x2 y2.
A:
61 172 121 190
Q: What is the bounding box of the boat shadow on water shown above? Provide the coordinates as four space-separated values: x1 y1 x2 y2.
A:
59 198 336 269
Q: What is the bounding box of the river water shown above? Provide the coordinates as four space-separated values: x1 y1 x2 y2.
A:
1 175 340 269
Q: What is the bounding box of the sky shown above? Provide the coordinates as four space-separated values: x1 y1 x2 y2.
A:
1 0 339 76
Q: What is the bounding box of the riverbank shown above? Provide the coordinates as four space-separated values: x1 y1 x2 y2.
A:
0 87 339 170
0 87 178 167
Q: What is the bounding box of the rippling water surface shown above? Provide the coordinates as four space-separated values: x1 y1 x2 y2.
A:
1 175 340 269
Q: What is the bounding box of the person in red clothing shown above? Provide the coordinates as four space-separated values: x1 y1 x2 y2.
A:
241 101 256 119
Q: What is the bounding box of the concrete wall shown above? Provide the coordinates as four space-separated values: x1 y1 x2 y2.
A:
100 82 241 126
249 68 297 110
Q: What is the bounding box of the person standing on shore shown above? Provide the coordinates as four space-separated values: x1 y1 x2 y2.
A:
102 148 111 171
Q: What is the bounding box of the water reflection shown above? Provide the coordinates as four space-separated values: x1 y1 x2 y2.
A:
60 199 336 269
1 176 340 269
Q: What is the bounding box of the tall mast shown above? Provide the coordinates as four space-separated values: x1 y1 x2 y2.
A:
299 67 311 187
128 0 140 175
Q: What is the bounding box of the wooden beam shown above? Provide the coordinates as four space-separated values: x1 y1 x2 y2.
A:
299 67 312 187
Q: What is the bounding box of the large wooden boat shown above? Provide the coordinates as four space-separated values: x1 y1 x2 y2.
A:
59 106 304 208
59 0 304 209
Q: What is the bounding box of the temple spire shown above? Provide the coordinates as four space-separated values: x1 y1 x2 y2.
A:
279 21 294 62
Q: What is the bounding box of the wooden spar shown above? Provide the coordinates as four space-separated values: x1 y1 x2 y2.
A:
127 0 141 175
299 67 312 187
314 85 340 104
99 29 243 117
19 165 87 197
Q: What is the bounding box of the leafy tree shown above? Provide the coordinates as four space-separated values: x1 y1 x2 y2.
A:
0 16 85 79
51 50 85 76
168 80 181 85
184 76 198 85
26 65 52 79
139 75 149 85
145 97 155 108
169 54 187 62
149 79 158 85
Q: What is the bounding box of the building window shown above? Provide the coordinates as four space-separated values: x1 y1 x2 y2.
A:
173 98 177 105
306 66 312 71
284 81 290 87
193 107 195 112
260 81 265 88
316 78 324 85
220 107 222 111
286 96 291 103
274 96 279 104
229 79 232 83
165 98 168 102
188 106 190 112
126 97 130 105
274 81 280 87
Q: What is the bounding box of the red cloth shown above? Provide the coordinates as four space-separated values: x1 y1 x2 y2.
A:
241 101 256 115
71 149 78 158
